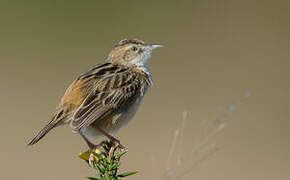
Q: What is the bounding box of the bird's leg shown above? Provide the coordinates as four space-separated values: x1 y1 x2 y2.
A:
79 131 99 150
95 127 125 149
95 127 125 158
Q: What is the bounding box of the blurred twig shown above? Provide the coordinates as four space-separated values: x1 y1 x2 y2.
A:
162 92 251 180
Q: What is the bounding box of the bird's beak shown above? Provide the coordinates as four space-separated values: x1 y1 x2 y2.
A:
149 44 164 50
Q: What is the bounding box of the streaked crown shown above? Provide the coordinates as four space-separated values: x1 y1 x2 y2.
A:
114 39 146 47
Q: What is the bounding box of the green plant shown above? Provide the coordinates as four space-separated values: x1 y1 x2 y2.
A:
79 141 138 180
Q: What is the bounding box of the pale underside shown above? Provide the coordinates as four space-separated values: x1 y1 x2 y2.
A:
82 92 146 140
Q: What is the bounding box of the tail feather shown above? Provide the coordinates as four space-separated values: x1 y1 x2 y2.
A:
28 107 69 146
27 122 57 146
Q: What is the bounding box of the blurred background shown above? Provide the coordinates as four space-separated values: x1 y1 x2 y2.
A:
1 0 289 179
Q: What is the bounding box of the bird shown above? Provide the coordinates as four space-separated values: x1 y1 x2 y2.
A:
28 38 163 156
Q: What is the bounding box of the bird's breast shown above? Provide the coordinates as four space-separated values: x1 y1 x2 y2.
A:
83 91 148 140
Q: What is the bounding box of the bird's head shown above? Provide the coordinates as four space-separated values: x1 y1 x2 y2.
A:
107 39 163 68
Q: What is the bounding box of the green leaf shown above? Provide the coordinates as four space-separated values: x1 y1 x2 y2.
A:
108 163 113 171
114 150 127 159
108 177 115 180
103 144 110 153
96 164 105 174
87 176 100 180
91 161 98 169
111 162 121 170
117 171 138 177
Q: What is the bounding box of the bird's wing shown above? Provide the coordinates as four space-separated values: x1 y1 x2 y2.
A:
71 65 147 131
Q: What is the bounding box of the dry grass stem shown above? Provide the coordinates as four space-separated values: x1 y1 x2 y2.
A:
162 92 250 180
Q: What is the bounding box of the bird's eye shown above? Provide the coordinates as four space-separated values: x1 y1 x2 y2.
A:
131 46 138 52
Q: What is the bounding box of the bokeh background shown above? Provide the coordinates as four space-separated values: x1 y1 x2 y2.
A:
1 0 290 179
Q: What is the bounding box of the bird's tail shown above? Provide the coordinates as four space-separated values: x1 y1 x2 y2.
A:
27 108 67 146
27 122 58 146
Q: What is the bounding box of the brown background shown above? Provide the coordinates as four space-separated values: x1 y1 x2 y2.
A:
1 0 289 179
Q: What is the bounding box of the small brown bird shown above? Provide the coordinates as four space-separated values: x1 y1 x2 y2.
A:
28 39 162 155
